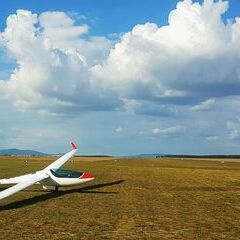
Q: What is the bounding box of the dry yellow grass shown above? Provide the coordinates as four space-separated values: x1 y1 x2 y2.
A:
0 157 240 239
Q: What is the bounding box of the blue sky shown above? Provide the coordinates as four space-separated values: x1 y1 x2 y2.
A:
0 1 183 34
1 0 239 35
1 0 240 155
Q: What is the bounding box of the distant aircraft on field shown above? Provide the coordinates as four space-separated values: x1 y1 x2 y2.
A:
0 143 94 200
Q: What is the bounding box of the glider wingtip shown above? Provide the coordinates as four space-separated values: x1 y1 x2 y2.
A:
71 142 77 150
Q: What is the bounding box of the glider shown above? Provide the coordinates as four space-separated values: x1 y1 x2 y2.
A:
0 143 94 200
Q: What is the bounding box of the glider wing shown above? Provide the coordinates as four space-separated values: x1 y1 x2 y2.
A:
0 172 49 200
43 142 78 171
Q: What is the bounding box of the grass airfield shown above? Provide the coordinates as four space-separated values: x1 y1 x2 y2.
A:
0 157 240 240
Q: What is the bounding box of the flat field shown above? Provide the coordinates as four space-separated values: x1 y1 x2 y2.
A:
0 156 240 240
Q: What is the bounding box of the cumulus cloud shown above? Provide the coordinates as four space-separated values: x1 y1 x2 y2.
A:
0 10 118 115
92 0 240 105
227 119 240 140
190 99 215 111
206 136 219 141
115 127 123 133
0 127 66 148
152 125 185 136
1 0 240 116
122 98 176 116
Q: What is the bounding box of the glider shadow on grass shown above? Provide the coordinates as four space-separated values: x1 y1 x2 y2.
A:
0 179 125 211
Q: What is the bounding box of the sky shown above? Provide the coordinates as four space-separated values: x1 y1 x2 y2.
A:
1 0 240 155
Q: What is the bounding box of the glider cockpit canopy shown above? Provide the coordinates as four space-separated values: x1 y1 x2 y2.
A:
50 169 83 178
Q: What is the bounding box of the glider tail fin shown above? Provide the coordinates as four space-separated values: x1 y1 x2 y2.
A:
71 142 77 150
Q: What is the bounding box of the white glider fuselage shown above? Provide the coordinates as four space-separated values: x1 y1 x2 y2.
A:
0 143 94 201
41 169 94 187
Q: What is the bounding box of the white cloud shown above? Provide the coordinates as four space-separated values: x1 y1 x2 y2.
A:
39 11 89 43
0 10 116 115
227 119 240 140
1 1 240 117
206 136 219 141
190 99 215 111
152 125 185 135
92 0 240 105
115 127 123 133
39 11 75 28
0 127 68 149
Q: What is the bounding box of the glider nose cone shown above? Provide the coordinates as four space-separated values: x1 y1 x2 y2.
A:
80 172 94 179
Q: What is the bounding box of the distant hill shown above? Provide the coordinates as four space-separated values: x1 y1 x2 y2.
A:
125 153 165 158
1 149 240 159
125 153 240 159
76 155 113 157
0 148 48 156
160 154 240 159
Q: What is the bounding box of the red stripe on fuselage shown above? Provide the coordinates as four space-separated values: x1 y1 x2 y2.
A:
80 172 94 179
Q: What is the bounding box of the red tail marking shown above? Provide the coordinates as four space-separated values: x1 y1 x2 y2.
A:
71 142 77 150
